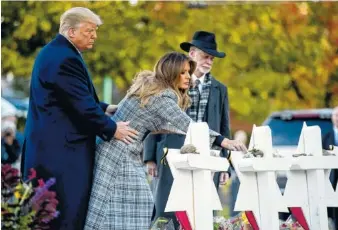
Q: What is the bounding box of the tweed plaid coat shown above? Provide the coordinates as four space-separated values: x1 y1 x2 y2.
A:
85 89 219 229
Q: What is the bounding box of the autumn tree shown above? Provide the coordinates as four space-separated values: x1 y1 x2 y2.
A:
2 1 337 123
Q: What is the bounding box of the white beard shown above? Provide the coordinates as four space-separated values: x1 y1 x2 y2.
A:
198 66 212 74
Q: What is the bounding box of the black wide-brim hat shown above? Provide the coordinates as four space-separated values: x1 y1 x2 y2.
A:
180 31 226 58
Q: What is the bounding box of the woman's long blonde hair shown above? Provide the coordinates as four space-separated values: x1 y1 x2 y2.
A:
127 52 196 110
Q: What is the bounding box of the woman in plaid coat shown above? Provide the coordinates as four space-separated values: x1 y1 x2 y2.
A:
84 52 246 229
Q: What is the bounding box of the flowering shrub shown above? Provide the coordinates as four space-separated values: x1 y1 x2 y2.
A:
214 213 335 230
213 213 252 230
1 164 59 229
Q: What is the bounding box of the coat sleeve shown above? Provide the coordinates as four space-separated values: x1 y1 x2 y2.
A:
143 134 160 163
154 91 224 146
220 86 231 140
54 57 116 141
220 86 235 176
100 102 109 112
217 85 231 158
154 92 191 134
322 131 333 150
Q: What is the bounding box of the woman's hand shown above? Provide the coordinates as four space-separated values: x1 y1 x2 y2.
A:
219 172 230 185
221 138 247 152
146 161 158 177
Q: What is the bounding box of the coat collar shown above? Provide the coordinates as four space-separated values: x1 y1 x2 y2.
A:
54 34 82 56
208 73 219 89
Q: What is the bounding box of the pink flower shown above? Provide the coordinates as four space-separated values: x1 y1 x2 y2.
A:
38 179 45 187
28 168 37 180
1 164 20 188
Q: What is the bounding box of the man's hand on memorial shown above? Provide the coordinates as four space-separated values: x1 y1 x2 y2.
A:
219 172 230 186
114 121 138 144
146 161 158 177
221 138 247 152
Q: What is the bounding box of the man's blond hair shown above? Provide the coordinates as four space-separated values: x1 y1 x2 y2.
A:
59 7 102 37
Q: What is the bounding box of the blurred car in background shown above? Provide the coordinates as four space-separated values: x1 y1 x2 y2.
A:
2 96 29 118
262 108 333 192
2 77 30 118
263 108 333 153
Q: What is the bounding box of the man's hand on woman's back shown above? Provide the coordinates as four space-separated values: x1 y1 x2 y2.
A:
114 121 139 144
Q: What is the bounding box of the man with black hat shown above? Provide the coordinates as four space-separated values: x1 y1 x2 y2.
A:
144 31 231 227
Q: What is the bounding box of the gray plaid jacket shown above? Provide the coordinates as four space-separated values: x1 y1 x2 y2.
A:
84 89 197 229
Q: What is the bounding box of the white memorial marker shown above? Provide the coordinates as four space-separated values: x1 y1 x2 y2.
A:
283 123 338 230
233 125 289 230
165 122 229 230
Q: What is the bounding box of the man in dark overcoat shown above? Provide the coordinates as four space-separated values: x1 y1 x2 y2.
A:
21 7 137 230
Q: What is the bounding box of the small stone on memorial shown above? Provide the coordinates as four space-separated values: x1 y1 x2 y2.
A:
292 153 307 157
249 148 264 157
323 149 336 156
180 144 199 154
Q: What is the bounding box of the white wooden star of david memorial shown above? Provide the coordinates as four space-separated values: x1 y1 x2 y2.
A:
164 122 230 230
283 123 338 230
231 125 289 230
